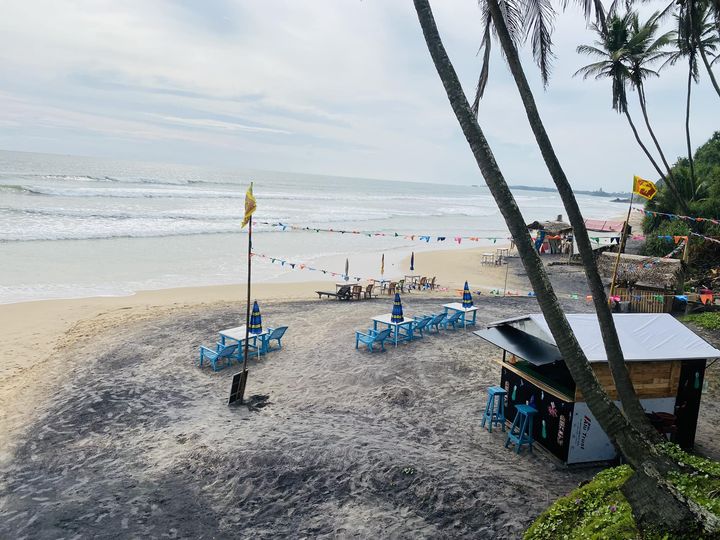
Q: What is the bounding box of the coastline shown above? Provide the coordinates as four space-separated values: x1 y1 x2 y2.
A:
0 244 527 454
0 208 642 467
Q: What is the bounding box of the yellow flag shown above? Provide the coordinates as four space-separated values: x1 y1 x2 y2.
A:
241 182 256 228
632 175 657 200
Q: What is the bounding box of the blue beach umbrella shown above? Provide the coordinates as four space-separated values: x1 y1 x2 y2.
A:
410 252 415 271
391 292 404 323
462 281 473 308
249 301 262 334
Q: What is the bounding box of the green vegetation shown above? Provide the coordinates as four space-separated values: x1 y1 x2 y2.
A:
524 466 638 540
525 445 720 540
642 132 720 291
645 132 720 221
681 312 720 330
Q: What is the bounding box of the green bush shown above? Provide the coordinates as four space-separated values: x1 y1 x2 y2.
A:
524 465 638 540
525 445 720 540
681 312 720 330
641 220 691 257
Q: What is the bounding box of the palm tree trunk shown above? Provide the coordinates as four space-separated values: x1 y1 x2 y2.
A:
484 0 660 442
699 45 720 99
412 1 715 535
412 0 651 459
624 109 667 182
636 85 691 213
685 57 696 196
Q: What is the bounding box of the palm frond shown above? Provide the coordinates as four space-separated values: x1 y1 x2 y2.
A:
471 11 494 115
523 0 556 86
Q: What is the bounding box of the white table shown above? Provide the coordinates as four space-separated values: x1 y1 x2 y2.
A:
372 313 414 347
443 302 478 328
219 325 269 359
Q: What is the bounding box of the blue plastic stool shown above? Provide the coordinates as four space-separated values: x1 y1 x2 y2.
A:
481 386 507 433
505 404 537 454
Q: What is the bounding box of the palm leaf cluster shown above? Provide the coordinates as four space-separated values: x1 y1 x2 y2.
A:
575 11 673 113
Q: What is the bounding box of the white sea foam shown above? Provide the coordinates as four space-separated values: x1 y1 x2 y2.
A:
0 150 617 302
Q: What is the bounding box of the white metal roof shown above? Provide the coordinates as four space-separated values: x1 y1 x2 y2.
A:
487 313 720 362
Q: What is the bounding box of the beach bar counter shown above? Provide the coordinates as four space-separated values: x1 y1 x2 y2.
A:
475 314 720 465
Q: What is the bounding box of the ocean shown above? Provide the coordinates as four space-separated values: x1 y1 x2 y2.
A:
0 149 617 304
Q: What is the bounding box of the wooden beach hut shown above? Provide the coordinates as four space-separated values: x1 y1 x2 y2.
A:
598 252 683 313
475 313 720 465
526 216 572 255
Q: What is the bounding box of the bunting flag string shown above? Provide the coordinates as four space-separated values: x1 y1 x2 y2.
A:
632 208 720 244
251 250 716 304
636 207 720 226
254 220 509 243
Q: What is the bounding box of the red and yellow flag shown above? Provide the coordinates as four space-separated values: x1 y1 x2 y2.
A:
241 182 256 228
632 175 657 200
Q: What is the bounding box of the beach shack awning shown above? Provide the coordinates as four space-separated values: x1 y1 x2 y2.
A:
584 219 625 232
477 313 720 363
474 326 563 366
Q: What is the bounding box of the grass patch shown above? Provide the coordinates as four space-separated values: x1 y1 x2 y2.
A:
524 465 638 540
525 445 720 540
681 312 720 330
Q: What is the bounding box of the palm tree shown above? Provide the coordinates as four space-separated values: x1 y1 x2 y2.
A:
412 1 717 534
471 0 661 442
662 1 720 196
576 11 691 213
675 0 720 99
481 4 662 441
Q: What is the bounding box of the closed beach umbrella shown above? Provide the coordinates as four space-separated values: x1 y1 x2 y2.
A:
391 292 404 322
345 258 349 281
462 281 473 308
381 253 385 276
410 252 415 271
249 300 262 334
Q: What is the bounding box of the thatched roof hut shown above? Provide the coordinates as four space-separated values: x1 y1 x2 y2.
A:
598 251 682 289
526 215 572 235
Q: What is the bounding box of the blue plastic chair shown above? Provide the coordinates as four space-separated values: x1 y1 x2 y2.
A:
442 311 464 330
198 343 238 371
426 312 447 333
261 326 288 354
355 328 392 352
411 316 432 339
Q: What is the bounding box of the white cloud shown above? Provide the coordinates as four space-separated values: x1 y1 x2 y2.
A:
0 0 715 190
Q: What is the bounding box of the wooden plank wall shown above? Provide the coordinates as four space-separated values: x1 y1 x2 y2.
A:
575 360 682 401
614 287 673 314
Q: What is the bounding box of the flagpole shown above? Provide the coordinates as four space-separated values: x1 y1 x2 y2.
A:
609 192 634 302
239 216 252 404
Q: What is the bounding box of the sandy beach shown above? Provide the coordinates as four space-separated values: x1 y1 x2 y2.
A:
2 245 718 538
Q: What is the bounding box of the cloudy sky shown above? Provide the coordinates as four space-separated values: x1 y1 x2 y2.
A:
0 0 716 190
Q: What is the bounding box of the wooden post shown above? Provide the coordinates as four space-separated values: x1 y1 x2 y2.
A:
503 259 509 296
240 216 253 404
609 193 634 302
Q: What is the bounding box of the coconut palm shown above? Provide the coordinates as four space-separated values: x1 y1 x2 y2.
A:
413 1 718 534
575 11 691 213
671 0 720 99
661 1 720 197
470 0 662 442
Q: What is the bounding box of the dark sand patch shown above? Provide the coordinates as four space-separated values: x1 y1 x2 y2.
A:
2 265 718 538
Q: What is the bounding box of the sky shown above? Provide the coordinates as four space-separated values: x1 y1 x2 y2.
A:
0 0 716 191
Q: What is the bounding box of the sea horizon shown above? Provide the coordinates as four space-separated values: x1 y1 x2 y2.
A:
1 148 619 304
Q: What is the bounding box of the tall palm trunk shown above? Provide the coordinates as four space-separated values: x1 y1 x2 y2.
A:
412 1 716 534
636 85 691 213
685 56 696 196
699 46 720 98
483 0 659 441
624 109 668 183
